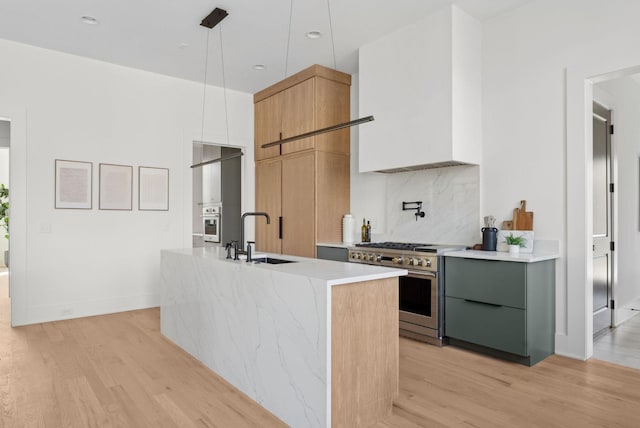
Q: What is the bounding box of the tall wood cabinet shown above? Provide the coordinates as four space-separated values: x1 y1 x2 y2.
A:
254 65 351 257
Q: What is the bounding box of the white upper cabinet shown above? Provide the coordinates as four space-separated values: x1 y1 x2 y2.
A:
358 5 481 173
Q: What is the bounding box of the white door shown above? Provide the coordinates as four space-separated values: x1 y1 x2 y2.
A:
592 101 614 336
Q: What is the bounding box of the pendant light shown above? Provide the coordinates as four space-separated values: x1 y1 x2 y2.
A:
190 8 244 169
260 0 374 150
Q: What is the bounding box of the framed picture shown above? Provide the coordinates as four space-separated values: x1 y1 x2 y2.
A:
99 163 133 210
139 166 169 211
55 159 93 209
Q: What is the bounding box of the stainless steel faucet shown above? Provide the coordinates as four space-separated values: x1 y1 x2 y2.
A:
240 212 271 253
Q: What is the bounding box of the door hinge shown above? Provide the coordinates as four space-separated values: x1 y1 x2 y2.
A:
611 299 615 310
609 183 614 193
610 124 614 135
610 241 615 251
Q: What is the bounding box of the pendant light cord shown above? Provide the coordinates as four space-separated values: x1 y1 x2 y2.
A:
200 30 211 146
219 24 230 146
284 0 293 78
327 0 337 70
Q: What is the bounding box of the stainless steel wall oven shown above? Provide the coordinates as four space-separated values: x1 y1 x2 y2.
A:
202 205 221 243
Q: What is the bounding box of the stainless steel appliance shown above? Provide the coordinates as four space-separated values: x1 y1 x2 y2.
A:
202 205 221 243
348 242 466 346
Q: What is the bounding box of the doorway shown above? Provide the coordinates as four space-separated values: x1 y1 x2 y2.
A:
0 119 10 317
192 142 242 248
589 75 640 369
591 101 613 337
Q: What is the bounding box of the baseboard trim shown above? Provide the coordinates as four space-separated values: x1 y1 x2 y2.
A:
21 293 160 325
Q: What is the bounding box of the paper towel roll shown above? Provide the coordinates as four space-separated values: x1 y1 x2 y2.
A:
342 214 355 244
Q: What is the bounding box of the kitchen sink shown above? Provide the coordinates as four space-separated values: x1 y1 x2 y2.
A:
253 257 296 264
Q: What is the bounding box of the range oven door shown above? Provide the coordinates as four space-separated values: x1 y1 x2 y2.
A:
399 270 438 330
203 214 220 243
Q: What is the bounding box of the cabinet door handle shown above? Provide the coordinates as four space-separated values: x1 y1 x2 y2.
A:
464 299 502 308
278 216 283 239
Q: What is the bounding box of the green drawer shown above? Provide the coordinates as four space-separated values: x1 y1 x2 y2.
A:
445 296 527 356
445 257 526 309
316 246 348 262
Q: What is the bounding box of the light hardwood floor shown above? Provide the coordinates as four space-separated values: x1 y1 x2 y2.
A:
2 269 640 427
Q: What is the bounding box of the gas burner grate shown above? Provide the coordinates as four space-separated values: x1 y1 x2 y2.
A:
355 242 432 250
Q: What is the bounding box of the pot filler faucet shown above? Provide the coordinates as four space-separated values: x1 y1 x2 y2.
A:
240 212 271 253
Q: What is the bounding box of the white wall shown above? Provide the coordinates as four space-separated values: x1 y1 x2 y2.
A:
0 38 254 325
595 77 640 325
482 0 640 358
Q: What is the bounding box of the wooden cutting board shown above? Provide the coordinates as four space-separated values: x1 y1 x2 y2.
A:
512 200 534 230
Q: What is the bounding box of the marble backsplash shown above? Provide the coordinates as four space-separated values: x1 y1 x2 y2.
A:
383 165 480 245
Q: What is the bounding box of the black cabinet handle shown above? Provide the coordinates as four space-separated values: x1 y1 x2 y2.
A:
278 216 283 239
463 299 502 308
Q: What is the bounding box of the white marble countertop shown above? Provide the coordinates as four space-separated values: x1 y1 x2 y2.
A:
444 249 559 263
164 246 407 286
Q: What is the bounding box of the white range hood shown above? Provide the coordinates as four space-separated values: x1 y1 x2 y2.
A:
358 5 482 173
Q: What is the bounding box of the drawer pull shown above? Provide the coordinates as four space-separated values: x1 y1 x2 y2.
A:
463 299 502 308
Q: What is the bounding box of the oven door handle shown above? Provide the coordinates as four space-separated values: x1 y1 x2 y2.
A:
407 270 436 278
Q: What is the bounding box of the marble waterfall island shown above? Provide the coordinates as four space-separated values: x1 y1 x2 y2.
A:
160 247 407 428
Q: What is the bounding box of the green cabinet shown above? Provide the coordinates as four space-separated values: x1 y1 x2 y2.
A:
445 257 555 366
316 245 349 262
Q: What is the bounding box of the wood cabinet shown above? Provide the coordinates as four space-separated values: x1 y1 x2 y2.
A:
255 158 282 253
254 65 351 161
255 151 349 258
444 257 555 366
254 65 351 258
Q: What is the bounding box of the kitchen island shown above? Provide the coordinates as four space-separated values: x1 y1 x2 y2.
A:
160 247 407 428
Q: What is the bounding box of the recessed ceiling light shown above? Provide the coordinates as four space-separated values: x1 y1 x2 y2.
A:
253 65 266 70
81 16 99 25
306 31 322 39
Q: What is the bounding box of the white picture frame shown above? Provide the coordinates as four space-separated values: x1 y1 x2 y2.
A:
99 163 133 210
55 159 93 209
138 166 169 211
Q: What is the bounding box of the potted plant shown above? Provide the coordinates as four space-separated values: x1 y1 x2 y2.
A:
504 233 526 255
0 184 8 267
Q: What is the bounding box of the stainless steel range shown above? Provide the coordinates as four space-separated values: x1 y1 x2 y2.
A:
348 242 466 346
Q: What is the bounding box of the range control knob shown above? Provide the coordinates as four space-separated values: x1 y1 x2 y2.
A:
425 259 432 267
392 257 404 265
375 255 382 262
412 258 421 266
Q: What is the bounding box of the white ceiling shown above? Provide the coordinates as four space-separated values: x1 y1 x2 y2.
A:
0 0 533 94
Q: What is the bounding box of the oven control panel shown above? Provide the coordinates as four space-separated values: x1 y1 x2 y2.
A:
348 250 437 272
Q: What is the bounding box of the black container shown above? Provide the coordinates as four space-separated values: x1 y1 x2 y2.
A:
481 227 498 251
